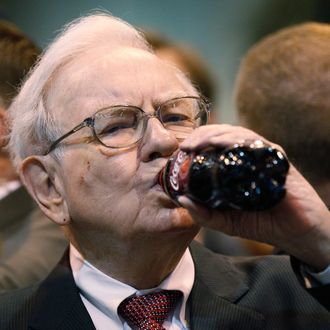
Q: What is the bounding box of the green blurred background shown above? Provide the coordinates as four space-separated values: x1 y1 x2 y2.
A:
0 0 329 123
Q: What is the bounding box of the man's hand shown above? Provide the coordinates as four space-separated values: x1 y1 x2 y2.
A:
179 124 330 271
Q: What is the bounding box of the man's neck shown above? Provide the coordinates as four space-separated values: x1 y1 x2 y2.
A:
69 228 198 290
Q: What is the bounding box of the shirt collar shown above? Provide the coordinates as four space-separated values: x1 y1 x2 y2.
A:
70 243 195 328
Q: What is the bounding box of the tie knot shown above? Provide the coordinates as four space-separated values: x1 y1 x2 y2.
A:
118 290 183 330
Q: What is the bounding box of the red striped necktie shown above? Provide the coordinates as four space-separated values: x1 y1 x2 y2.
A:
118 290 183 330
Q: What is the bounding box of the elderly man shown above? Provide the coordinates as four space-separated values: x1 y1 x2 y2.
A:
1 13 329 329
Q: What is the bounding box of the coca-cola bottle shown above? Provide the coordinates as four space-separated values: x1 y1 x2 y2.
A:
158 140 289 211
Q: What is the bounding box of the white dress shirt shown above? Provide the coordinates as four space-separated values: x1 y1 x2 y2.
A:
70 244 194 330
301 263 330 287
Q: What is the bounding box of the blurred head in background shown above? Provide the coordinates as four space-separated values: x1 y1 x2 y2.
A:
235 22 330 204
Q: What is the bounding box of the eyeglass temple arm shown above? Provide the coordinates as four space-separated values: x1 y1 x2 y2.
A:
44 118 94 155
194 107 210 122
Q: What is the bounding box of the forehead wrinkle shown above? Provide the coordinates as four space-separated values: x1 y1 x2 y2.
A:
46 47 135 100
46 47 198 129
135 64 198 111
45 69 122 129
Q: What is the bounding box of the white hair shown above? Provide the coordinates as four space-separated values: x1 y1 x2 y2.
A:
8 11 151 169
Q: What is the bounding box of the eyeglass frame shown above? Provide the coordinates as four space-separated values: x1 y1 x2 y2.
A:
44 96 210 155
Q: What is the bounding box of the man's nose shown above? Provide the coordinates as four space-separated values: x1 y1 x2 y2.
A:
139 117 179 162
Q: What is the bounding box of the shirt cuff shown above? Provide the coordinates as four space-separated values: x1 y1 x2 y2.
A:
301 264 330 287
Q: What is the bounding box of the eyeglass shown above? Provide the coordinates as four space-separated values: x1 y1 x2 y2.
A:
44 96 210 155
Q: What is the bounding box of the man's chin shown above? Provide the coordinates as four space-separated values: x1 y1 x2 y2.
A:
157 207 198 233
136 203 198 237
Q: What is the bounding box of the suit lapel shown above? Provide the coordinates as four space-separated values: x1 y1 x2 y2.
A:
188 242 265 329
28 250 96 330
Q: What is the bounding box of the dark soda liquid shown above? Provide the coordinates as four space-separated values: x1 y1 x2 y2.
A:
158 143 289 211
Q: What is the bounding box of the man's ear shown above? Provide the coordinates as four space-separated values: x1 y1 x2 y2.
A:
20 155 70 225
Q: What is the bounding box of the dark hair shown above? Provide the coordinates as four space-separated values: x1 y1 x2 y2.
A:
235 22 330 183
0 20 41 108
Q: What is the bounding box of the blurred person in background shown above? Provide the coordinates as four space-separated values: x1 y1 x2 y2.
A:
235 22 330 215
0 20 67 291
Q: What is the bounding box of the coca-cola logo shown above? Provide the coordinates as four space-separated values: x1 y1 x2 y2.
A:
169 151 186 191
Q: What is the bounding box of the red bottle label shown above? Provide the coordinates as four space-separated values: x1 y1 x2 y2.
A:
160 151 195 199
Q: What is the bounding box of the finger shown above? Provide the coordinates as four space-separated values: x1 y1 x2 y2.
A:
181 128 268 152
177 196 211 221
180 124 236 150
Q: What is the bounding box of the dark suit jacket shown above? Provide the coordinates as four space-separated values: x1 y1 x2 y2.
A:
0 241 329 329
0 186 68 292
